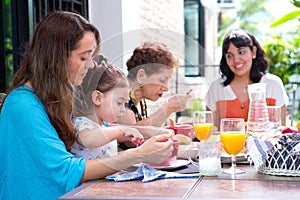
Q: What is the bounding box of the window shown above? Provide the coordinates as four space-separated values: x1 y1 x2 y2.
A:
0 0 89 92
184 0 205 77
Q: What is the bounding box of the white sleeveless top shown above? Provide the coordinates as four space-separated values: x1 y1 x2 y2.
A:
71 117 118 160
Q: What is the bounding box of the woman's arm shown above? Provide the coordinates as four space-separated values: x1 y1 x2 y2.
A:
206 106 220 131
117 94 191 127
147 94 191 126
132 125 174 138
281 105 286 126
120 94 191 127
81 133 174 182
115 109 136 125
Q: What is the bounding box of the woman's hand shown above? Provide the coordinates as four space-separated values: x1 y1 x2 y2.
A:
83 132 174 181
164 94 191 114
136 133 174 163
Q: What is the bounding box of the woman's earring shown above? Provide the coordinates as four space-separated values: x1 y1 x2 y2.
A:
139 85 143 92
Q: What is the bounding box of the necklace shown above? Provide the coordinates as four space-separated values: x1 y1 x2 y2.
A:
140 99 148 120
128 90 148 121
231 81 249 109
241 104 245 109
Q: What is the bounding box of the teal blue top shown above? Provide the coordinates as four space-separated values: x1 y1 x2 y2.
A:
0 85 85 200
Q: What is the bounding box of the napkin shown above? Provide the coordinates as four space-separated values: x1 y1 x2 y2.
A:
247 136 275 168
106 163 200 183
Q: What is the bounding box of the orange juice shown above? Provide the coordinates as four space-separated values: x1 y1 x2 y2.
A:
193 123 214 141
220 132 246 155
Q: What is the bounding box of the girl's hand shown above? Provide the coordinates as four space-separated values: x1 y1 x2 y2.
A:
119 126 144 144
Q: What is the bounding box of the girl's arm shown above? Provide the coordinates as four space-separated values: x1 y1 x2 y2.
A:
77 126 143 148
81 133 174 182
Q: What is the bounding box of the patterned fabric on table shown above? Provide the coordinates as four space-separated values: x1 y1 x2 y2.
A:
247 135 300 170
106 164 200 182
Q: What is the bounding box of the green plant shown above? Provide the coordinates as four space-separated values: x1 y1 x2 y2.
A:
263 36 298 85
187 98 205 115
266 0 300 121
270 0 300 28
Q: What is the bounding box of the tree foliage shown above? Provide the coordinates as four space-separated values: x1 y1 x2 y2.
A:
218 0 269 45
270 0 300 27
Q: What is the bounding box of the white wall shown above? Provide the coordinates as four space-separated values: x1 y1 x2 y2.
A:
88 0 185 72
89 0 125 69
87 0 219 122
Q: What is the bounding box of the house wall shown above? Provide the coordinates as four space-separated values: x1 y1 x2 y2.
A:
88 0 219 122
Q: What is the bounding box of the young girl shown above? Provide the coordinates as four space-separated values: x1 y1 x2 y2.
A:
71 62 146 159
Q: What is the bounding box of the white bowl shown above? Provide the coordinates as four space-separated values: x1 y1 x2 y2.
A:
177 142 198 159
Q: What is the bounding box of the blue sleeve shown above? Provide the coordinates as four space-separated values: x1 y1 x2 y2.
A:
0 87 86 199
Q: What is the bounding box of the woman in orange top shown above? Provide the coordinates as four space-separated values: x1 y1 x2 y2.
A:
205 29 288 130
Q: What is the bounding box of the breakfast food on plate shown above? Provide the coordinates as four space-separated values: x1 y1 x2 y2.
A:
174 134 192 145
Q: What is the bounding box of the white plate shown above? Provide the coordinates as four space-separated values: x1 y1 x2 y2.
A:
135 159 190 170
221 153 248 158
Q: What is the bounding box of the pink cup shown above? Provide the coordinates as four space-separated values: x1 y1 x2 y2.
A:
146 140 179 166
166 124 195 139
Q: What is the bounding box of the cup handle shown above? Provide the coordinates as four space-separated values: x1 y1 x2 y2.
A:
187 144 199 167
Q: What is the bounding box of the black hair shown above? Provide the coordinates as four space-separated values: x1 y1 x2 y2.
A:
220 29 268 86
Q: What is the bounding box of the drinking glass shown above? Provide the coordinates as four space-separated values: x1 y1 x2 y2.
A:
267 106 281 131
220 118 246 176
193 111 214 142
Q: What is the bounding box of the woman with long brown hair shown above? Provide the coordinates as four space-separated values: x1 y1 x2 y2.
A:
0 11 174 199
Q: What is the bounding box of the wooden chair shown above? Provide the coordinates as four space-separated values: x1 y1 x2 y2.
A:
286 84 297 126
0 93 6 106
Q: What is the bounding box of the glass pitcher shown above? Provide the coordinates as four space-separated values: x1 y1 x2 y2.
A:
247 83 269 136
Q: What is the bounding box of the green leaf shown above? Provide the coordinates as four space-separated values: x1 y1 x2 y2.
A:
270 10 300 27
290 0 300 8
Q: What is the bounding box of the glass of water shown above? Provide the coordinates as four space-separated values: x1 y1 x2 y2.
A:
267 106 281 131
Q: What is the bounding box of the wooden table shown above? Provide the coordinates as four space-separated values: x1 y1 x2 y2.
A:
190 165 300 199
60 164 300 199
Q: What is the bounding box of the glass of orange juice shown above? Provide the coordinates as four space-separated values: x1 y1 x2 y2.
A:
220 118 246 176
193 111 214 142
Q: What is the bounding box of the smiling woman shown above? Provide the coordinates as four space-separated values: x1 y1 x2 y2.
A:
204 29 288 130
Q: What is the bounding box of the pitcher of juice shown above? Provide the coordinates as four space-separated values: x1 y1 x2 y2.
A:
247 83 269 136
